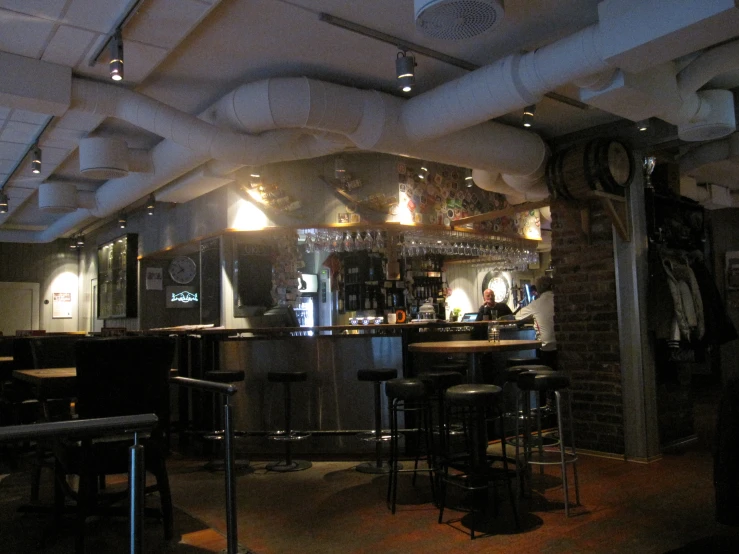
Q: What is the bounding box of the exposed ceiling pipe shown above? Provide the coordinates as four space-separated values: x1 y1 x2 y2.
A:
680 131 739 174
211 77 547 177
400 24 608 142
676 38 739 96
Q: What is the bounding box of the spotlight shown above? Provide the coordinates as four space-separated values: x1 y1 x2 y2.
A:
465 169 474 188
118 213 127 229
109 29 124 81
0 190 8 213
522 105 536 128
396 51 416 93
31 146 42 174
146 194 156 216
69 239 78 249
76 235 85 247
636 118 650 132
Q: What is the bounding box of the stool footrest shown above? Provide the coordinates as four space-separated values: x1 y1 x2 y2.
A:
356 430 392 442
527 450 578 466
268 431 312 442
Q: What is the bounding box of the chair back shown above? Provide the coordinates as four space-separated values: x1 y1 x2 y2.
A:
74 336 174 425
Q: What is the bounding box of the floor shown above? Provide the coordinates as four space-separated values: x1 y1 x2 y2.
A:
2 380 739 553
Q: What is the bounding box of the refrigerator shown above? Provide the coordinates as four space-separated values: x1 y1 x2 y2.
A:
295 269 335 327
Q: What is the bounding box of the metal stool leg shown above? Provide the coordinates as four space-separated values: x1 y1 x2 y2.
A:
266 381 311 472
357 380 394 474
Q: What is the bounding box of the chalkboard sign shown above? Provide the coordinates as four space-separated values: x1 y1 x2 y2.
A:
234 243 273 317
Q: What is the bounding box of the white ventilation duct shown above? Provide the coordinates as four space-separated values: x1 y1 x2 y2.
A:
5 0 739 243
79 137 130 179
38 183 78 213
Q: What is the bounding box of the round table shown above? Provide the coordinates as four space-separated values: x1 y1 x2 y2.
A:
408 339 542 383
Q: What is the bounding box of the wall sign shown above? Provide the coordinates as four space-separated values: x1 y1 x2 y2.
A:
52 292 72 319
165 286 199 309
146 267 163 290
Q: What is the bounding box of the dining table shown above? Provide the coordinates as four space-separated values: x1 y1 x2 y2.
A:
408 339 542 383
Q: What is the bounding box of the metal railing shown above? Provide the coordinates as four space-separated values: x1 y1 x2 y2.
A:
170 376 240 554
0 414 158 554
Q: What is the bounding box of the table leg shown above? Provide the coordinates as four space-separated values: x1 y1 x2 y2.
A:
468 352 480 383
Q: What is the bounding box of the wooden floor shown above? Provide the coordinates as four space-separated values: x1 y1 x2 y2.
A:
2 380 739 553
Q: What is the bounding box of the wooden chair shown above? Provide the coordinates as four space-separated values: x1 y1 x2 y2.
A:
53 336 175 553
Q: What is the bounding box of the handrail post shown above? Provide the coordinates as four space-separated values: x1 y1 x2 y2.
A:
129 431 145 554
223 395 238 554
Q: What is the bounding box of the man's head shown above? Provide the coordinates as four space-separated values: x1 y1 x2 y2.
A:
536 276 553 293
483 288 495 306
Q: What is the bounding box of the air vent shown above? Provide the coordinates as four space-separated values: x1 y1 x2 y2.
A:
415 0 504 40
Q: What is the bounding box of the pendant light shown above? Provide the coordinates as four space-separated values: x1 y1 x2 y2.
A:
31 145 42 174
396 51 416 93
109 29 124 81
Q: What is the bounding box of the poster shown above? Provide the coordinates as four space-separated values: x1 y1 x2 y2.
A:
146 267 163 290
52 292 72 319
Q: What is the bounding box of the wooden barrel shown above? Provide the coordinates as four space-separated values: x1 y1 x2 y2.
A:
546 139 634 200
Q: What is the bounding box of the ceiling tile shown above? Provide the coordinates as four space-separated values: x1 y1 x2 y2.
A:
0 1 67 18
37 144 70 165
10 109 49 124
0 140 27 159
119 40 169 84
64 0 130 33
0 159 15 172
0 9 56 57
44 126 87 150
43 24 97 66
0 120 40 143
125 0 215 49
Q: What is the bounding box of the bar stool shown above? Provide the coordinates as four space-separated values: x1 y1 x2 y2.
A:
517 370 580 516
417 370 464 467
356 368 397 474
266 370 311 472
385 378 435 514
437 384 519 539
202 370 251 472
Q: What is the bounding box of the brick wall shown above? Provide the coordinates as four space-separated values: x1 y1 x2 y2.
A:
551 199 625 454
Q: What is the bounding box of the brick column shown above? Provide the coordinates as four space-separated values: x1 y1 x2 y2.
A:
551 199 625 454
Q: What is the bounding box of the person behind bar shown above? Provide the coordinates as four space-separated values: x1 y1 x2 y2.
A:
515 275 556 369
472 288 512 340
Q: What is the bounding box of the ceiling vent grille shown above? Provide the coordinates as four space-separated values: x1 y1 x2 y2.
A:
415 0 504 40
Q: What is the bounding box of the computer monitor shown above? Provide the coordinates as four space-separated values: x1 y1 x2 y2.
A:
461 312 478 322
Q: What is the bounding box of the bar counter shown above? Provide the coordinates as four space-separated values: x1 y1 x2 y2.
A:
162 321 537 455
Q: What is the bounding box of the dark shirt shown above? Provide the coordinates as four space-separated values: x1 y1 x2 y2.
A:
472 302 513 339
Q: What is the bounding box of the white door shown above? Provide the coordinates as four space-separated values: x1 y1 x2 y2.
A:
0 282 40 336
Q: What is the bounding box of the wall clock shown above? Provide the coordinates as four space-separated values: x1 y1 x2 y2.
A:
168 255 197 284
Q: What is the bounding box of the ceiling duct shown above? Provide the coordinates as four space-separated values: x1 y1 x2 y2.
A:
677 89 736 142
38 183 78 213
79 137 130 179
414 0 503 40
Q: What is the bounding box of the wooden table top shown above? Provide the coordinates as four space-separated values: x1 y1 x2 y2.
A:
13 367 178 387
0 356 13 363
408 339 541 354
12 367 77 386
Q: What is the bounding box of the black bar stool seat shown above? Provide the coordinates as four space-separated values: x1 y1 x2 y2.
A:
356 368 397 474
266 370 311 472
